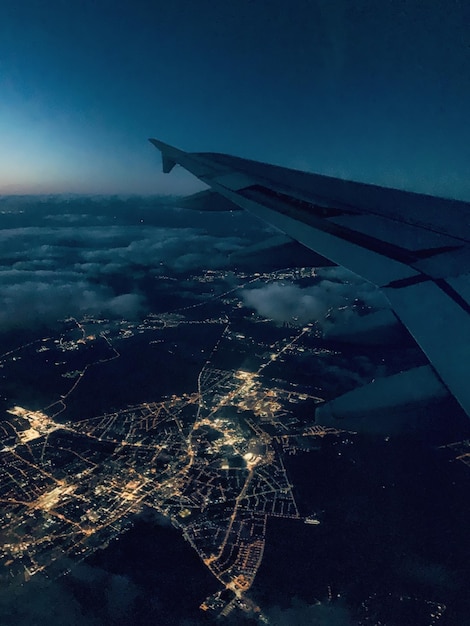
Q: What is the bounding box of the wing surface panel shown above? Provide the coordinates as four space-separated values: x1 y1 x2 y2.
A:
195 151 470 241
446 274 470 307
328 213 460 252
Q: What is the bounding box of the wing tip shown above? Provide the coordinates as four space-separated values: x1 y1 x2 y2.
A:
148 138 179 174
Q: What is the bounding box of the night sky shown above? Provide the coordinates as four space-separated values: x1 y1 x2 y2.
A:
1 0 469 197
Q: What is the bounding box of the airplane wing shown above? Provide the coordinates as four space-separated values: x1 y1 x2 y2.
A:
149 138 470 420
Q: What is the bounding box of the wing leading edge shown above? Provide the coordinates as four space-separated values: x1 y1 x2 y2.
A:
149 138 470 420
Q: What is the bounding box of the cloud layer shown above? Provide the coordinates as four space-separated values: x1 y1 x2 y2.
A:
0 202 250 332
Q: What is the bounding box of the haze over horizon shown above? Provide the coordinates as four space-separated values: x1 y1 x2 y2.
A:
1 0 469 199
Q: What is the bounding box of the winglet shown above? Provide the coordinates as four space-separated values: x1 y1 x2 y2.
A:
148 138 186 174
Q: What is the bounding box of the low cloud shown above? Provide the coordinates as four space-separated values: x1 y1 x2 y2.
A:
0 574 100 626
0 280 144 331
71 563 140 623
265 597 353 625
243 282 330 325
241 267 390 333
0 564 142 626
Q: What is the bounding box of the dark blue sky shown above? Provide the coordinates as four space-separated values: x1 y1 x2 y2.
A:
1 0 469 196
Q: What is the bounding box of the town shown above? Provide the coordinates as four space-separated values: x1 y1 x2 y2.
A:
0 266 344 619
